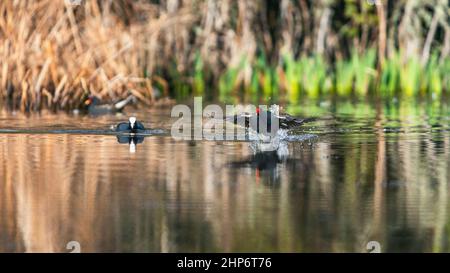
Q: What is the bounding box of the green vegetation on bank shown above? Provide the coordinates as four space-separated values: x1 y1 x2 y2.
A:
182 49 449 104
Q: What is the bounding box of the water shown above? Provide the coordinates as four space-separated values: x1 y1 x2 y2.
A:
0 100 450 253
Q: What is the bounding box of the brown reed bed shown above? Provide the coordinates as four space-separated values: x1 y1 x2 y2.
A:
0 0 188 111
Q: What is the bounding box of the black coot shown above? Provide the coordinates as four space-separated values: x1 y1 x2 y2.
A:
84 95 135 115
115 117 146 134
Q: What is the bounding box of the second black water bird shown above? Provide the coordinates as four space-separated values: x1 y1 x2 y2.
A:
84 95 136 115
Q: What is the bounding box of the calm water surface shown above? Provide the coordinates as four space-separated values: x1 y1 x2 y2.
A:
0 100 450 252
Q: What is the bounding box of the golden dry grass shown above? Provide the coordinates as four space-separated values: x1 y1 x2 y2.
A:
0 0 193 111
0 0 276 111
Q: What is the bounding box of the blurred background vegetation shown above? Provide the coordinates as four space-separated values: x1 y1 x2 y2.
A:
0 0 449 111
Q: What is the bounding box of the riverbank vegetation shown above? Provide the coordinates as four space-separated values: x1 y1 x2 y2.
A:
0 0 449 111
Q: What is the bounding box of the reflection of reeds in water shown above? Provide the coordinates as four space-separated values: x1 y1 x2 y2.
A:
0 106 450 252
0 134 107 252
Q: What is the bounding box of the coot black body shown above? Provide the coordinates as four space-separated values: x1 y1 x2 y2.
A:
84 95 135 115
115 117 146 134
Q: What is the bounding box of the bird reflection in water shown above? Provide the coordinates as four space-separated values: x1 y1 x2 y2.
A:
228 131 318 184
116 135 145 153
228 137 290 185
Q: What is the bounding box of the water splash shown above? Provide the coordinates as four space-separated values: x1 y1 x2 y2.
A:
248 129 318 154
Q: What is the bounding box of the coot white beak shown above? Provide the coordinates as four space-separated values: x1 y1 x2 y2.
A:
129 117 136 129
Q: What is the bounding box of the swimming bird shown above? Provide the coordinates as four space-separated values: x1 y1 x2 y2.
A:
84 95 136 115
115 117 146 134
227 105 313 133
